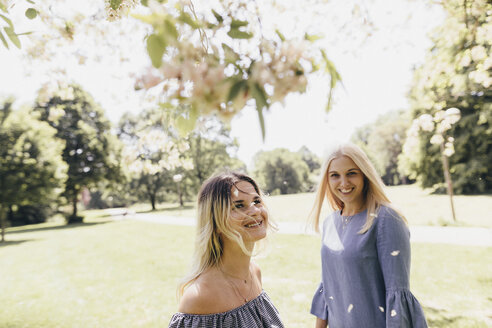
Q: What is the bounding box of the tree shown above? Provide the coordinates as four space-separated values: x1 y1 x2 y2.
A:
0 101 67 241
185 118 246 194
351 110 411 186
34 84 122 222
297 145 321 173
402 108 462 221
401 0 491 194
253 148 310 195
118 109 194 210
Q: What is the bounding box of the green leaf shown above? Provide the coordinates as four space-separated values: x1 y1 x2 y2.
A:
25 8 37 19
0 14 13 28
227 28 253 39
0 3 6 12
4 27 20 48
211 9 223 23
179 11 200 29
146 34 167 68
0 30 9 49
110 0 123 10
230 19 248 29
176 106 198 137
131 14 156 25
326 86 334 112
275 29 285 41
222 43 239 62
304 33 323 42
141 0 148 6
250 82 268 139
227 80 247 102
251 83 268 109
164 18 178 40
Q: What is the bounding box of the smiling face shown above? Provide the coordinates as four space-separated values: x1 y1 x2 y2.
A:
327 155 366 213
229 180 268 243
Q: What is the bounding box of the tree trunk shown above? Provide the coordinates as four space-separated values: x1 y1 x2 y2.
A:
0 205 5 243
150 194 156 211
177 182 183 207
440 143 457 222
72 194 78 217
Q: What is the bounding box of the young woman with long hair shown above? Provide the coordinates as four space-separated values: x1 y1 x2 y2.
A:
168 171 284 328
310 143 427 328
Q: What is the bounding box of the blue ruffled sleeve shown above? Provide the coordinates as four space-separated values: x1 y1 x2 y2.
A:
376 208 428 328
310 282 328 321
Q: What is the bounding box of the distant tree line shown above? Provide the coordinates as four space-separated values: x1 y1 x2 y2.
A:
0 83 321 241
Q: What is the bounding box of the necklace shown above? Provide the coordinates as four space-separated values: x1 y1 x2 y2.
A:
220 266 253 303
341 214 354 230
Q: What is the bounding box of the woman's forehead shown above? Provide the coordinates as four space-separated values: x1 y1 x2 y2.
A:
329 155 359 171
231 180 257 199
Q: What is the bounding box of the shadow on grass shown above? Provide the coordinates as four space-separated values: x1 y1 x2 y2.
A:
0 239 36 247
6 220 113 235
424 305 465 327
136 204 195 214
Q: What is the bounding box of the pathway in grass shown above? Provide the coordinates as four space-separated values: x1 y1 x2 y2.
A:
121 211 492 247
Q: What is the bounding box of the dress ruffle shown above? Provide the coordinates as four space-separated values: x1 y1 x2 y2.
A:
168 291 284 328
385 288 428 328
310 283 328 321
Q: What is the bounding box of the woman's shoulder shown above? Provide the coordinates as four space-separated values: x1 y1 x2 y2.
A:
178 269 226 314
374 204 409 234
250 261 262 282
376 204 403 221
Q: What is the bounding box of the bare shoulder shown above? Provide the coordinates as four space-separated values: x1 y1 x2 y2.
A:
178 269 226 314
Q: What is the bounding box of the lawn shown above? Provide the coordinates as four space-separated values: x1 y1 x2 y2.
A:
1 217 491 327
131 184 492 228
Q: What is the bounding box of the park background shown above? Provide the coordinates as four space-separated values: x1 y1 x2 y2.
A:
0 0 491 327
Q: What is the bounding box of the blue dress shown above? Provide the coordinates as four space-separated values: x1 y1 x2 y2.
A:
311 206 428 328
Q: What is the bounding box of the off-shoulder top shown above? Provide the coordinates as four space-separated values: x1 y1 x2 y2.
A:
311 206 428 327
169 291 284 328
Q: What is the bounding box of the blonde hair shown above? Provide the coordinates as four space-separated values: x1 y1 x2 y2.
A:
310 143 407 234
178 171 275 297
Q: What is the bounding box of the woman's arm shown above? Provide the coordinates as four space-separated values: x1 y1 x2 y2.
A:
315 318 327 328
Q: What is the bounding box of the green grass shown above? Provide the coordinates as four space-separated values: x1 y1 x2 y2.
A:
1 218 491 327
131 184 492 228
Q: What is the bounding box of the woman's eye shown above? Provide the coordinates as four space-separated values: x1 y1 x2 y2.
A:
253 199 262 205
347 172 356 176
234 204 244 209
330 174 339 178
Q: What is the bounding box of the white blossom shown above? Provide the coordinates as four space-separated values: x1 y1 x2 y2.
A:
430 134 444 145
443 142 455 157
471 45 487 62
418 114 434 132
444 107 461 124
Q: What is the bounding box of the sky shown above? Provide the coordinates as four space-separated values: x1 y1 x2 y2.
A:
0 0 446 168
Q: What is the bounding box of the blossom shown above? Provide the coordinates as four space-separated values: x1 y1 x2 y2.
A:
418 114 434 132
443 142 455 157
471 45 487 62
430 134 444 145
444 107 461 124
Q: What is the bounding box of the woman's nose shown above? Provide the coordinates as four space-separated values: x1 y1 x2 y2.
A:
245 203 260 216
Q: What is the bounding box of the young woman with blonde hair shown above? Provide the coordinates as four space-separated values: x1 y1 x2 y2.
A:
168 171 284 327
310 143 427 328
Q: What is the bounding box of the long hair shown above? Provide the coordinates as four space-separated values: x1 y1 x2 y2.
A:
178 171 275 297
310 143 407 234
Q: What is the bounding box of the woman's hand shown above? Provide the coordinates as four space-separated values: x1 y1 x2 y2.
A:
315 318 327 328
